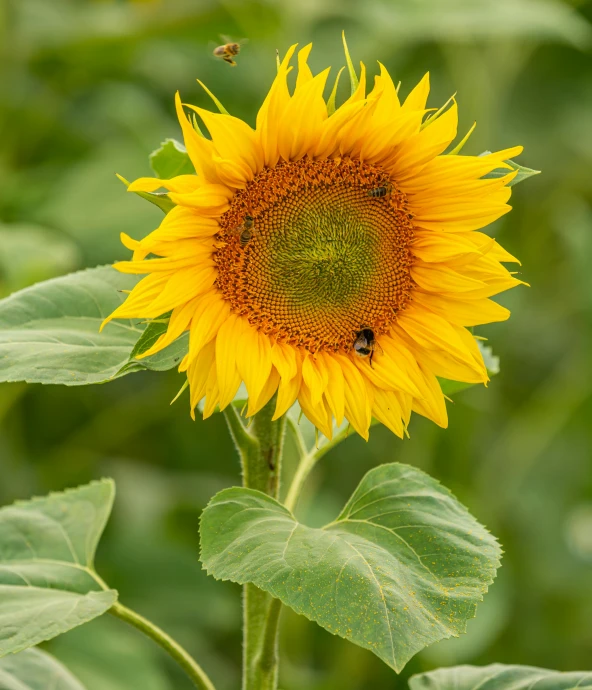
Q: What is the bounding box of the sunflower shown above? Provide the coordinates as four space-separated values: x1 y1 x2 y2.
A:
104 40 525 440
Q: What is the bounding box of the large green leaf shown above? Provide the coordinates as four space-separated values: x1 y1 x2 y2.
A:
149 139 194 179
0 266 188 386
0 481 118 656
409 664 592 690
200 463 501 672
0 648 87 690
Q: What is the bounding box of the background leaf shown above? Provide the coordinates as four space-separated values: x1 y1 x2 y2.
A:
0 480 118 656
0 266 187 386
0 648 87 690
149 139 194 179
409 664 592 690
200 463 501 672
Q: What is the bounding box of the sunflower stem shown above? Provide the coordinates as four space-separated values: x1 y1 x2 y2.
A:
224 397 286 690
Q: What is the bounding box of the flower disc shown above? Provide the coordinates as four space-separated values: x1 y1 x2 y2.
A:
216 158 414 352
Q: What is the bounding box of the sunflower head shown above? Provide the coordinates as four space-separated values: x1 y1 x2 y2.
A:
105 37 525 440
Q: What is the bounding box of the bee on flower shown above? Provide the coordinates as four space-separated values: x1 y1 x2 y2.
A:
105 35 525 441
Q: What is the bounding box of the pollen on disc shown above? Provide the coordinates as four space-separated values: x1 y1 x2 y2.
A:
215 157 415 353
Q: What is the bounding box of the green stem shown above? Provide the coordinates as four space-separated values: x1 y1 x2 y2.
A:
223 397 286 690
109 602 216 690
284 421 352 513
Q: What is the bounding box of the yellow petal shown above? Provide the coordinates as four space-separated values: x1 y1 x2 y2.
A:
411 262 487 293
412 290 510 327
372 388 405 438
215 314 245 409
298 381 333 440
186 292 231 365
137 297 199 360
402 73 430 112
188 340 216 418
256 44 298 167
411 364 448 428
236 326 272 404
273 355 302 421
185 104 261 183
335 354 372 440
174 92 220 183
128 175 198 194
396 308 473 361
302 354 329 407
248 366 281 417
321 352 345 426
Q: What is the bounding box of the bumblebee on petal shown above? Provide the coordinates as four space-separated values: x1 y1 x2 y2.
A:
353 329 377 367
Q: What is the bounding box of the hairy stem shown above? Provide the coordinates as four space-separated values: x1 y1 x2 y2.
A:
223 397 286 690
110 602 216 690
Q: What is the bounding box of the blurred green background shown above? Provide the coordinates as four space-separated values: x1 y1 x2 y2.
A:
1 0 592 688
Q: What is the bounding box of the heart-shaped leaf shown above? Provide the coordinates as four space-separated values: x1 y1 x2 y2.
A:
0 266 188 385
409 664 592 690
0 480 118 656
0 648 87 690
200 463 501 672
150 139 194 179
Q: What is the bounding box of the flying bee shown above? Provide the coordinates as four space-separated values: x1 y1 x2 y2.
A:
367 183 393 198
232 214 255 248
353 328 377 367
212 37 247 66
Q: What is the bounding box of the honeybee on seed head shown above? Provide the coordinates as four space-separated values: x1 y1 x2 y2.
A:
367 182 393 198
232 214 255 248
212 37 248 66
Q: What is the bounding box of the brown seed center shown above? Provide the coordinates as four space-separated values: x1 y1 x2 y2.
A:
215 157 415 352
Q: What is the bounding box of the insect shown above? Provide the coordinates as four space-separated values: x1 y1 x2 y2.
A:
212 38 247 66
353 328 377 367
367 183 393 198
232 214 255 247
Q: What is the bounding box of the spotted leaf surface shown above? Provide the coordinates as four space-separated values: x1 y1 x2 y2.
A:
0 481 117 656
409 664 592 690
200 463 501 672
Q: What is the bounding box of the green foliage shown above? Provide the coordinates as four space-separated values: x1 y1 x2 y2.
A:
0 267 186 386
481 156 541 187
149 140 194 180
116 175 175 215
409 664 592 690
201 463 500 672
0 481 117 656
1 0 591 687
116 316 188 378
0 648 87 690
